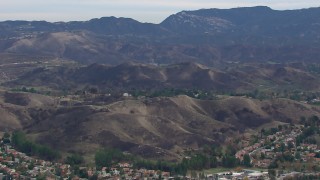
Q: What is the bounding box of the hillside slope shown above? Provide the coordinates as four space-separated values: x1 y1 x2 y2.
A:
1 90 320 160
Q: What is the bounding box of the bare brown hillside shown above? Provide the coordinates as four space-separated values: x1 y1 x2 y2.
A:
1 90 319 160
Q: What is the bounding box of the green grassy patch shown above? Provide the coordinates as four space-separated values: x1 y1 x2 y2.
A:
203 167 232 174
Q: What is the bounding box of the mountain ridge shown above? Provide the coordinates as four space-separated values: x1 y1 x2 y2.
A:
1 6 319 37
5 62 320 95
1 6 320 66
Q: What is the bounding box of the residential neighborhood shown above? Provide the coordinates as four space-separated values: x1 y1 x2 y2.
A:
0 116 319 180
234 122 320 179
0 143 175 179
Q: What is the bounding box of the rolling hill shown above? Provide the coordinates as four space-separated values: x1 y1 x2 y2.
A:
5 62 320 94
1 89 320 160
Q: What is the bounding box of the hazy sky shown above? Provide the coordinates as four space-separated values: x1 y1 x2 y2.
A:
1 0 319 23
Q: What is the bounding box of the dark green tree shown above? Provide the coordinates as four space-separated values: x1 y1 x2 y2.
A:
11 131 60 161
222 154 239 168
243 154 251 167
295 152 301 160
280 142 286 152
268 160 278 169
268 169 276 180
287 142 294 149
3 132 10 139
66 154 84 166
95 148 126 168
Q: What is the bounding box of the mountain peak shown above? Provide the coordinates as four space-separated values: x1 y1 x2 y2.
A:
232 6 272 10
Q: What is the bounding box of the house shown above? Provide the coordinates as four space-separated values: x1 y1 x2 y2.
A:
306 153 316 161
11 172 20 179
248 172 268 179
162 171 170 178
123 93 131 97
254 159 272 168
70 176 79 180
112 169 120 175
119 162 132 168
235 150 247 160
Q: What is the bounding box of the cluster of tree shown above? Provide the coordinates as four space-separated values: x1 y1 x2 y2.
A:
65 154 84 166
132 154 219 176
268 160 279 169
177 144 248 171
182 154 218 170
300 116 320 127
95 148 133 168
242 154 252 167
286 90 320 103
93 148 186 175
283 174 320 180
1 132 11 144
296 127 318 146
272 142 295 153
94 149 181 175
130 88 217 100
277 152 295 162
12 87 37 93
283 90 317 102
229 89 269 100
10 87 53 96
261 124 289 137
62 153 94 179
11 131 60 161
94 145 244 176
228 88 320 103
73 167 91 179
221 154 240 168
227 89 306 101
296 116 320 146
268 169 277 180
307 64 320 74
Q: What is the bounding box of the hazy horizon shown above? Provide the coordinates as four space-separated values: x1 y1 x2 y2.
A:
1 0 319 23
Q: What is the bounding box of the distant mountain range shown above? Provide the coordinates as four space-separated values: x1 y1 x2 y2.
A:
0 6 320 66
